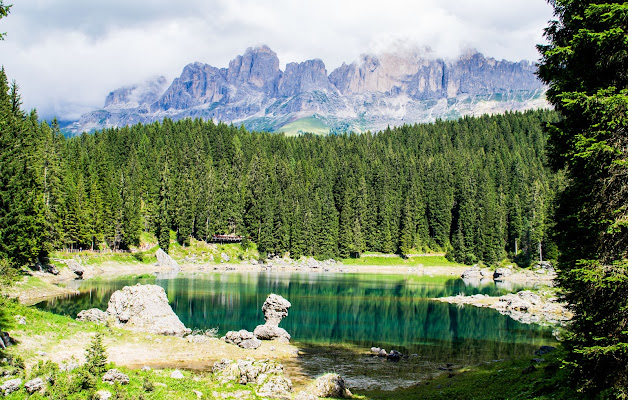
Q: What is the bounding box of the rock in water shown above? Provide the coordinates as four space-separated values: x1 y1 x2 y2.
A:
77 308 108 324
106 284 190 336
156 248 179 270
262 294 291 326
254 294 292 342
253 325 291 342
461 266 482 280
493 267 513 280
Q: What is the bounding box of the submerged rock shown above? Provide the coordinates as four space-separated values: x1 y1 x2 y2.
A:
106 284 190 336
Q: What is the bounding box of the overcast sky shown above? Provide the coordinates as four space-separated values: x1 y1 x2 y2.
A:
0 0 555 120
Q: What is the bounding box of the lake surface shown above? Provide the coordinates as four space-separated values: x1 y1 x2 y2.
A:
37 271 557 390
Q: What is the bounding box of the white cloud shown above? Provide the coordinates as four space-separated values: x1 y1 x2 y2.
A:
0 0 554 120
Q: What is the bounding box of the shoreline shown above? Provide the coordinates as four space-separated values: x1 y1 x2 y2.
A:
14 260 471 305
9 258 560 306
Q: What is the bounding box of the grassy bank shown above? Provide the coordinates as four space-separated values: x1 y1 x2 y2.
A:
341 254 462 268
0 297 300 399
366 351 579 400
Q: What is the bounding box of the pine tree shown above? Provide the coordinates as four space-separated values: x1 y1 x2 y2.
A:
538 1 628 394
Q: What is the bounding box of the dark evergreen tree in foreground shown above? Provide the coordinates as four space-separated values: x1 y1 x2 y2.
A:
538 0 628 395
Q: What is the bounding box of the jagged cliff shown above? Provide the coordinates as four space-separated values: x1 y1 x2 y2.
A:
69 45 547 135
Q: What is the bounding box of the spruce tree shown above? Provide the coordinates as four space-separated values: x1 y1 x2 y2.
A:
538 1 628 394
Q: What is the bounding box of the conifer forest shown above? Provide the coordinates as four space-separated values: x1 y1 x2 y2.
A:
0 70 559 267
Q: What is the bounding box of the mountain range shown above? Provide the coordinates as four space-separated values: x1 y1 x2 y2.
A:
68 45 548 136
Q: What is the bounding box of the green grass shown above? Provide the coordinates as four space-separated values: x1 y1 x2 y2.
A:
342 254 463 268
0 298 266 399
276 116 331 136
364 351 581 400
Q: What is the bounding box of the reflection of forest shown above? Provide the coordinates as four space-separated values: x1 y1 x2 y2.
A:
37 273 554 362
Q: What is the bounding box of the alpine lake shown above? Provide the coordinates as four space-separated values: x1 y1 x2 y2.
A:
36 271 557 391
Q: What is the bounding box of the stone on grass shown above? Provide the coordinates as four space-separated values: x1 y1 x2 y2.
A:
213 359 285 386
0 332 14 350
95 390 112 400
106 284 191 336
77 308 108 324
257 374 293 399
224 330 262 349
60 361 79 372
1 378 21 396
311 373 352 398
102 369 130 385
24 377 45 394
66 259 85 279
295 392 319 400
170 370 184 379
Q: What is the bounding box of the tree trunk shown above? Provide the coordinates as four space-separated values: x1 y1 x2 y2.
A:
538 241 543 263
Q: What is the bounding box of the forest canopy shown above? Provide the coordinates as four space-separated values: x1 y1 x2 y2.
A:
0 69 559 267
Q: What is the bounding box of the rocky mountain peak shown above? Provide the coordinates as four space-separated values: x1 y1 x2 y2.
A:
70 44 548 137
227 45 281 92
278 58 335 97
104 76 168 109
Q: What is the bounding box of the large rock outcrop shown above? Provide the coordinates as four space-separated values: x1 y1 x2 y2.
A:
213 358 293 399
70 45 547 137
155 248 179 270
253 294 291 342
106 284 190 336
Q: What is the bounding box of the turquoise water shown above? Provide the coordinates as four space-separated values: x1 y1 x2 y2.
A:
37 272 556 390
